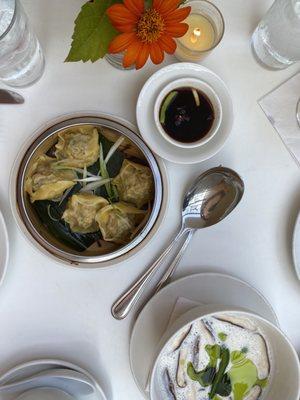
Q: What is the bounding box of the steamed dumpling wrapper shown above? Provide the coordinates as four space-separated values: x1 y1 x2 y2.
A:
95 202 146 244
55 125 99 168
62 193 108 233
113 160 154 208
25 155 76 203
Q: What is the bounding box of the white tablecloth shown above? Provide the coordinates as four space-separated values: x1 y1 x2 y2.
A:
0 1 299 399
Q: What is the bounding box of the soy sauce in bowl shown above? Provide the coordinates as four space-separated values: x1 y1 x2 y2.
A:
159 87 215 144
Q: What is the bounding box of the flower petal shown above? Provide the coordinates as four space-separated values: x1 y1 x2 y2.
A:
107 4 138 24
157 0 181 15
158 35 177 54
152 0 164 10
114 22 136 33
135 44 150 69
124 0 144 16
164 6 191 23
108 32 137 54
165 22 189 37
123 40 143 68
149 42 164 64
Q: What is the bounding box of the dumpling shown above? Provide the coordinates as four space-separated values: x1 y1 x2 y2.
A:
25 155 76 203
95 202 146 244
55 125 99 168
113 160 154 208
62 193 108 233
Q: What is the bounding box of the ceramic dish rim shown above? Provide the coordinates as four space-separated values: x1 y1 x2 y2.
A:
0 208 9 286
0 358 107 400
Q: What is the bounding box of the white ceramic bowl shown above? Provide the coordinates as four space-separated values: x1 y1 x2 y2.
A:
150 304 300 400
16 388 75 400
154 77 222 149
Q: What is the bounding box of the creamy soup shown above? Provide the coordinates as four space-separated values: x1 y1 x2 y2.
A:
156 314 272 400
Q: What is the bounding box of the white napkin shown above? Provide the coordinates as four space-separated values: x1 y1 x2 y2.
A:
145 297 201 392
259 72 300 167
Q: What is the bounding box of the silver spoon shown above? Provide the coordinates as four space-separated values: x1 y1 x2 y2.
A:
112 166 245 320
296 98 300 128
0 368 95 395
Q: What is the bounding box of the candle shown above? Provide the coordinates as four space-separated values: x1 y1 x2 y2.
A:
175 0 224 62
178 14 216 52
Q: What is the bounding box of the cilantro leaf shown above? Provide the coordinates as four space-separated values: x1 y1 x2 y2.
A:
66 0 122 63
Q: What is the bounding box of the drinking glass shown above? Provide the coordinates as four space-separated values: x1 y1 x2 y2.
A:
0 0 45 87
252 0 300 69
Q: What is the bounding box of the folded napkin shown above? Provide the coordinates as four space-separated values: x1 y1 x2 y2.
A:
145 297 201 392
259 72 300 167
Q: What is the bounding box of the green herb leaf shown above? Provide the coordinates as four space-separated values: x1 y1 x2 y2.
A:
159 91 178 124
218 332 228 342
216 373 232 397
187 363 216 387
205 344 221 368
209 348 230 399
65 0 121 63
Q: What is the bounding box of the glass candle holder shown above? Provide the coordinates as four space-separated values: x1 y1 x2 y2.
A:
105 53 134 70
175 0 225 62
0 0 45 87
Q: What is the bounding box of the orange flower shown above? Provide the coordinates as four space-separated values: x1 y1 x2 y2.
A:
107 0 191 69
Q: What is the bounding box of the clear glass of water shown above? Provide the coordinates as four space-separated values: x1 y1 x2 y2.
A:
0 0 45 87
252 0 300 69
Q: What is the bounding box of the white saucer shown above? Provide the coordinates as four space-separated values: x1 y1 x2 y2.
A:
136 63 233 164
0 209 9 285
293 211 300 279
130 272 278 399
16 388 74 400
0 359 107 400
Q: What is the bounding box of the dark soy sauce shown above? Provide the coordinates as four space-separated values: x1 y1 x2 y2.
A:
160 87 215 144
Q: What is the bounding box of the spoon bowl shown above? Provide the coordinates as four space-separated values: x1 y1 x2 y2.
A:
112 166 244 320
182 167 244 230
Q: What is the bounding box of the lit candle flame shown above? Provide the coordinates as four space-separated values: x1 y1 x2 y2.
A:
191 27 201 43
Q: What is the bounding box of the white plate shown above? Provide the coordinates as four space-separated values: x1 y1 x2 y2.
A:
0 209 9 285
293 211 300 279
130 272 278 399
0 359 107 400
136 63 233 164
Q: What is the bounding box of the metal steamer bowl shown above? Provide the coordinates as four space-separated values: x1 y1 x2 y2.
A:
11 114 167 267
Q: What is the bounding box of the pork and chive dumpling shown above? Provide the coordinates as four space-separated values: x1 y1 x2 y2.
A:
62 193 108 234
95 202 146 244
113 160 154 209
55 125 99 168
25 155 76 203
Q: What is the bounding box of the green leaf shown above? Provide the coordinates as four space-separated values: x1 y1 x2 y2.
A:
66 0 122 63
187 363 216 387
216 373 232 397
209 348 230 399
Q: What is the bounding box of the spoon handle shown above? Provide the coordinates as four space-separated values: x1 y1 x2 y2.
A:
111 228 188 320
154 229 195 293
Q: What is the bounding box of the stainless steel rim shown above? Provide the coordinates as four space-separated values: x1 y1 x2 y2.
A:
15 116 164 265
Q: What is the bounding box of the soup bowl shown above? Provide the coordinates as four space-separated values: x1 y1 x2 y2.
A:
10 113 168 268
150 304 300 400
154 77 223 149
